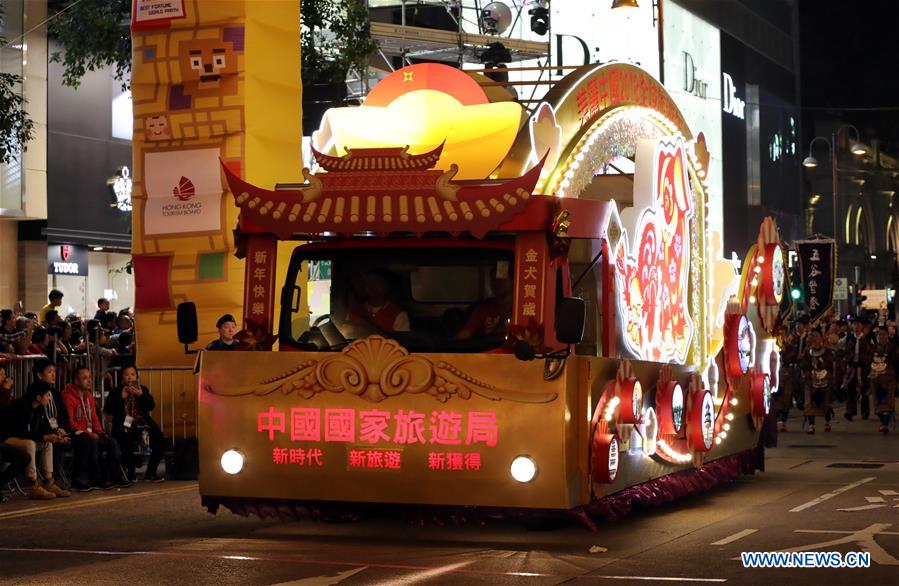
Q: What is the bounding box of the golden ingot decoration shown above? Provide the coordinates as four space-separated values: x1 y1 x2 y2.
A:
205 336 558 404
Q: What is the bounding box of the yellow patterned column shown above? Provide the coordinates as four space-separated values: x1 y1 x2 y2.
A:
244 1 304 327
130 0 302 366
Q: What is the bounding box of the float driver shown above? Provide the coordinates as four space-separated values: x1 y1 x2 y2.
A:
346 270 410 333
455 263 513 340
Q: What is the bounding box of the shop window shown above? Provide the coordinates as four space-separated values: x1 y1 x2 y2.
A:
198 252 225 280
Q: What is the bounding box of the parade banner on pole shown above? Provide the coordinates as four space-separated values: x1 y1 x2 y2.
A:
795 239 835 325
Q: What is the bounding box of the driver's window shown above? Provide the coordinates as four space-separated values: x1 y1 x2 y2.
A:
289 260 331 341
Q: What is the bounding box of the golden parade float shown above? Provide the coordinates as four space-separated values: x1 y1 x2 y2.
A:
129 3 787 526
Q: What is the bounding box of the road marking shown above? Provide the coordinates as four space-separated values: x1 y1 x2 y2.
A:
880 490 899 496
838 504 887 512
789 477 876 512
268 567 368 585
789 460 813 470
0 483 197 521
375 561 473 586
866 496 887 503
711 529 758 546
732 524 899 566
0 546 728 582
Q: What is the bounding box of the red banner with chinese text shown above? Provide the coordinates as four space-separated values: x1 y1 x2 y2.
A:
513 232 548 327
243 235 277 330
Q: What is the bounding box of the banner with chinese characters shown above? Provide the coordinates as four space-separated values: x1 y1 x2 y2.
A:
795 239 835 325
197 341 577 509
513 232 548 326
243 235 277 329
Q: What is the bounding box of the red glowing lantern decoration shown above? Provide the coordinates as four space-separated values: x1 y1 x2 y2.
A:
591 432 619 483
687 389 715 452
750 373 771 418
655 380 685 436
761 244 785 304
723 314 753 377
616 377 643 424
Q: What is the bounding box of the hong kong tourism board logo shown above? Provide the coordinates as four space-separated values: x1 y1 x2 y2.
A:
164 176 203 217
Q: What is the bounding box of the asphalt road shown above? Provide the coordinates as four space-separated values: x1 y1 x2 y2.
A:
1 407 897 586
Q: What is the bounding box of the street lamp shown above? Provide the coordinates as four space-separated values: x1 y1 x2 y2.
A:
802 124 868 240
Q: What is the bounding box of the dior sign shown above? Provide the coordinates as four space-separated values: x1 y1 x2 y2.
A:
683 52 708 99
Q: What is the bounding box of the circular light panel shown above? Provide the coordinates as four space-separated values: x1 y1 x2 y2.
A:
221 449 244 475
510 455 537 483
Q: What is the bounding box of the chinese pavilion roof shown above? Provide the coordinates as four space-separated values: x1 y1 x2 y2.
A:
311 143 445 172
222 145 546 240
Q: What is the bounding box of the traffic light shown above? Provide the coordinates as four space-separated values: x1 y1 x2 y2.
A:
789 265 802 301
856 287 867 307
529 5 549 35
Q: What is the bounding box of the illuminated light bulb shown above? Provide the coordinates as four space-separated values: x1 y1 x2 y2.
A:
757 256 765 264
510 456 538 483
720 431 727 439
730 398 738 406
723 423 731 431
750 278 759 287
715 437 722 445
576 152 585 162
221 450 244 475
753 266 761 274
725 413 734 421
749 295 757 304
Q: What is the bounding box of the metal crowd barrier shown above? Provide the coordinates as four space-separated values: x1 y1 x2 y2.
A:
2 349 123 402
137 367 198 444
0 354 44 400
2 354 197 444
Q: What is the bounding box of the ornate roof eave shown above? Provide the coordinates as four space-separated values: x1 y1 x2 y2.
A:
221 155 547 240
311 142 445 172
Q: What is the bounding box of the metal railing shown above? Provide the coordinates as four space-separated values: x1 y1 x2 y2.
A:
136 367 198 443
0 354 44 400
1 350 104 399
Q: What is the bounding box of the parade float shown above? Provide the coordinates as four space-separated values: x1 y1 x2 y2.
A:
171 61 786 525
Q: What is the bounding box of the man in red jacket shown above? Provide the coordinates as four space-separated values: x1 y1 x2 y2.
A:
62 367 130 491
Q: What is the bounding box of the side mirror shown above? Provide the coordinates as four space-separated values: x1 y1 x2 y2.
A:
176 302 199 350
281 285 301 313
555 297 585 345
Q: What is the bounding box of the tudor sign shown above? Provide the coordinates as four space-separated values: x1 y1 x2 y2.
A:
47 243 88 276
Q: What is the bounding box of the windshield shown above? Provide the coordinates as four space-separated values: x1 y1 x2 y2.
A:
280 244 515 353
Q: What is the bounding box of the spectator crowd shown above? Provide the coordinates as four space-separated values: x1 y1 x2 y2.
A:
0 291 164 503
774 311 897 435
1 291 136 361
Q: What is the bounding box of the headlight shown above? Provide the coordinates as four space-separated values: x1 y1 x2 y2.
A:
510 455 537 483
221 449 244 475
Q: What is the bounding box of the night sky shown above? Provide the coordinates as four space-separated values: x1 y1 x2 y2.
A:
800 1 899 150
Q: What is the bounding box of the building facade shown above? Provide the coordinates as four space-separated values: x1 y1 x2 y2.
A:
0 1 134 318
803 120 899 292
